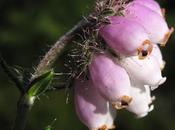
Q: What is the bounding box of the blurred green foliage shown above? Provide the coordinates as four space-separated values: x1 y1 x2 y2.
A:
0 0 175 130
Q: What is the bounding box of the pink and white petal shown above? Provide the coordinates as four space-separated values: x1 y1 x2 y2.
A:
89 54 132 109
125 2 173 45
100 16 153 57
74 78 116 130
127 85 154 118
117 55 166 89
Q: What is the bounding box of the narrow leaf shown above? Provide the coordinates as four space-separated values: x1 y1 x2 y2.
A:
27 70 54 97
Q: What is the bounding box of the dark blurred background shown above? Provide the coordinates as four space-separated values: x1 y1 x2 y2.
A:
0 0 174 130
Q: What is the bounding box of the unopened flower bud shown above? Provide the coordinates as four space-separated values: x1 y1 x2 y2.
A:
89 54 132 109
74 78 116 130
99 16 153 58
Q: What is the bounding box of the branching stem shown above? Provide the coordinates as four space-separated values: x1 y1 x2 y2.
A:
13 17 95 130
11 0 117 130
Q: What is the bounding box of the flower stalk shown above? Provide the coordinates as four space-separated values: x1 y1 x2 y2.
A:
11 2 100 130
34 18 95 77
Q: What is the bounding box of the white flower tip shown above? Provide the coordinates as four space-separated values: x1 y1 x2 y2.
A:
149 104 154 112
161 27 174 47
138 40 153 60
112 95 132 110
136 105 154 118
151 77 166 90
151 86 157 91
137 112 148 118
158 77 167 85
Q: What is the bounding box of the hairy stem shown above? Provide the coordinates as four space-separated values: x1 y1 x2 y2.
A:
34 18 94 77
8 1 118 130
13 17 95 130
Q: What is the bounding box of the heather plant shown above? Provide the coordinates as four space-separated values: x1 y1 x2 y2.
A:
0 0 174 130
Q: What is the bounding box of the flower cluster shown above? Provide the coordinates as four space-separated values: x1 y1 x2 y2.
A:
74 0 173 129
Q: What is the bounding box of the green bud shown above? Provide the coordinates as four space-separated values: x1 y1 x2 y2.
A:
27 70 54 97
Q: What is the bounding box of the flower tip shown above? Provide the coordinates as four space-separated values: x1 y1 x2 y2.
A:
137 105 154 118
136 112 148 118
138 40 153 60
158 77 167 85
112 95 132 110
136 105 154 118
151 77 166 90
149 104 154 112
161 27 174 47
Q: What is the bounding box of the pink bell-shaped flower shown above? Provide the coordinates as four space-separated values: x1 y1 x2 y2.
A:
74 78 116 130
117 55 166 90
125 2 174 45
126 85 154 118
99 16 153 58
89 54 132 109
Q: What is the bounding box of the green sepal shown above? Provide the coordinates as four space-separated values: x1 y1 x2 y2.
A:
27 70 54 97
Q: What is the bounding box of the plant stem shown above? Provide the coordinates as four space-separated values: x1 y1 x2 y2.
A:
13 17 95 130
13 95 31 130
34 18 94 77
0 55 24 93
11 1 117 130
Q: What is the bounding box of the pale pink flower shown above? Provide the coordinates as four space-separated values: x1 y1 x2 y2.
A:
117 55 166 90
125 2 174 45
99 16 153 58
74 78 116 130
89 54 132 109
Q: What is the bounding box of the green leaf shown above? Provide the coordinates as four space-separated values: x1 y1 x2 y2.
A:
27 70 54 97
